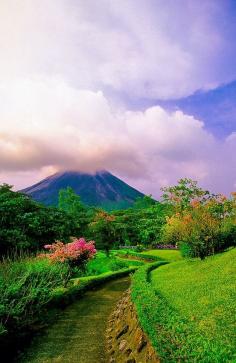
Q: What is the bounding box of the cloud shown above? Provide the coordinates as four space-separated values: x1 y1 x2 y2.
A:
0 0 236 99
0 77 235 197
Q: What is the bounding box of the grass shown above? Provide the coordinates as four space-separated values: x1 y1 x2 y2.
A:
141 249 182 262
113 249 166 262
0 256 70 331
0 251 138 361
85 251 143 276
150 248 236 362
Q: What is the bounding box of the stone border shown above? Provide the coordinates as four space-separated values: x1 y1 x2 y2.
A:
106 289 159 363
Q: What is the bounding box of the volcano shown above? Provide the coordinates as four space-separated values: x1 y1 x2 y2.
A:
21 170 144 210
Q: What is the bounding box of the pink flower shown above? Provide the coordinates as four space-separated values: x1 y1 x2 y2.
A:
40 238 96 267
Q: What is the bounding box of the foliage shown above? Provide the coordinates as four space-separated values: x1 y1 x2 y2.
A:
52 266 138 307
116 249 164 261
84 251 143 276
0 253 137 361
161 178 211 212
0 184 80 256
133 195 156 209
41 238 96 270
0 256 70 337
89 210 116 255
161 191 236 258
140 249 182 262
151 248 236 362
112 201 170 247
58 187 91 236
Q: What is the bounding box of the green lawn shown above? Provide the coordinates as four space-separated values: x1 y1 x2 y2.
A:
85 251 143 276
142 249 182 262
151 248 236 361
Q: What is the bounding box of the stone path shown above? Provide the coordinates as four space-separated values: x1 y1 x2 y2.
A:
18 277 130 363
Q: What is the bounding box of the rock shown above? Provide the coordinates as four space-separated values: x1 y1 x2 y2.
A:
106 290 159 363
126 348 132 356
137 334 147 353
116 324 129 339
119 339 127 352
126 358 136 363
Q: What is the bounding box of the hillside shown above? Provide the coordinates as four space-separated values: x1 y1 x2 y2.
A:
150 248 236 361
21 170 144 210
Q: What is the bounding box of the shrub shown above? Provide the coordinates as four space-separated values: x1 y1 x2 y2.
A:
161 197 236 259
42 238 96 270
0 256 70 337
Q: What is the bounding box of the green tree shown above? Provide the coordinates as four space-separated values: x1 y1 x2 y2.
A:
133 195 156 209
0 184 79 256
58 187 89 236
161 178 210 213
89 210 116 255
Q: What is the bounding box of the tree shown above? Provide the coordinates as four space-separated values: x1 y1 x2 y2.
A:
161 194 236 259
58 187 89 236
89 210 116 255
0 184 80 256
133 195 156 209
161 178 210 214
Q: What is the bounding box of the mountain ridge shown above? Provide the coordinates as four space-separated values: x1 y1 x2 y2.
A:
21 170 144 210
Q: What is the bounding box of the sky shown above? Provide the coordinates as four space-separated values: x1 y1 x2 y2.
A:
0 0 236 198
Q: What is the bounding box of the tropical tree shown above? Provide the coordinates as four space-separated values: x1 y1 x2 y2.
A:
58 187 89 236
0 184 79 256
161 178 211 214
89 210 116 255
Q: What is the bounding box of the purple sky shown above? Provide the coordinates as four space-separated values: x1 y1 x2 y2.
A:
0 0 236 197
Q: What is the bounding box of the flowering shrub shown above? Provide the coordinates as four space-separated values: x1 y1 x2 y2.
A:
43 238 96 269
161 193 236 259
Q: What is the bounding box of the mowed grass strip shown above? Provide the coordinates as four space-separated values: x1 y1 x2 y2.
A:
151 248 236 362
142 249 183 262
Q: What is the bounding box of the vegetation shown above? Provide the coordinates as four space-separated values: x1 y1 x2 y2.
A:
0 184 80 256
141 249 182 262
85 251 143 276
0 177 235 361
115 249 165 261
41 238 96 271
150 248 236 362
89 210 116 255
131 262 170 358
161 179 236 259
0 256 70 338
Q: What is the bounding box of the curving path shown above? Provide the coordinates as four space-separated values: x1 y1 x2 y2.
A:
18 277 130 363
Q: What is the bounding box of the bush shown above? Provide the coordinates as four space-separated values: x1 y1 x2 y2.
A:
41 238 96 270
161 200 235 259
0 256 70 336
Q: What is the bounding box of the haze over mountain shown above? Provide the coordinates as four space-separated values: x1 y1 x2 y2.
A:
21 171 144 210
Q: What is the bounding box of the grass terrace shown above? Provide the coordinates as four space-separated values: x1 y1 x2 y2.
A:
149 247 236 361
141 249 182 262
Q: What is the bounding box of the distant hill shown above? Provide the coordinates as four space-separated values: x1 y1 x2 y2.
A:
21 170 144 210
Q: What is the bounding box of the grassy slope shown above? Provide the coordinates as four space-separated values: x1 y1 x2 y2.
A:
151 248 236 361
142 249 182 262
85 251 144 276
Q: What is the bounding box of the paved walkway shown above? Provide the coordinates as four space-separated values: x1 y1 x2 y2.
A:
18 277 130 363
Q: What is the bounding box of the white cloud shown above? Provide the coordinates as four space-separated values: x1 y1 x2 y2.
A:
0 77 235 197
0 0 236 99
